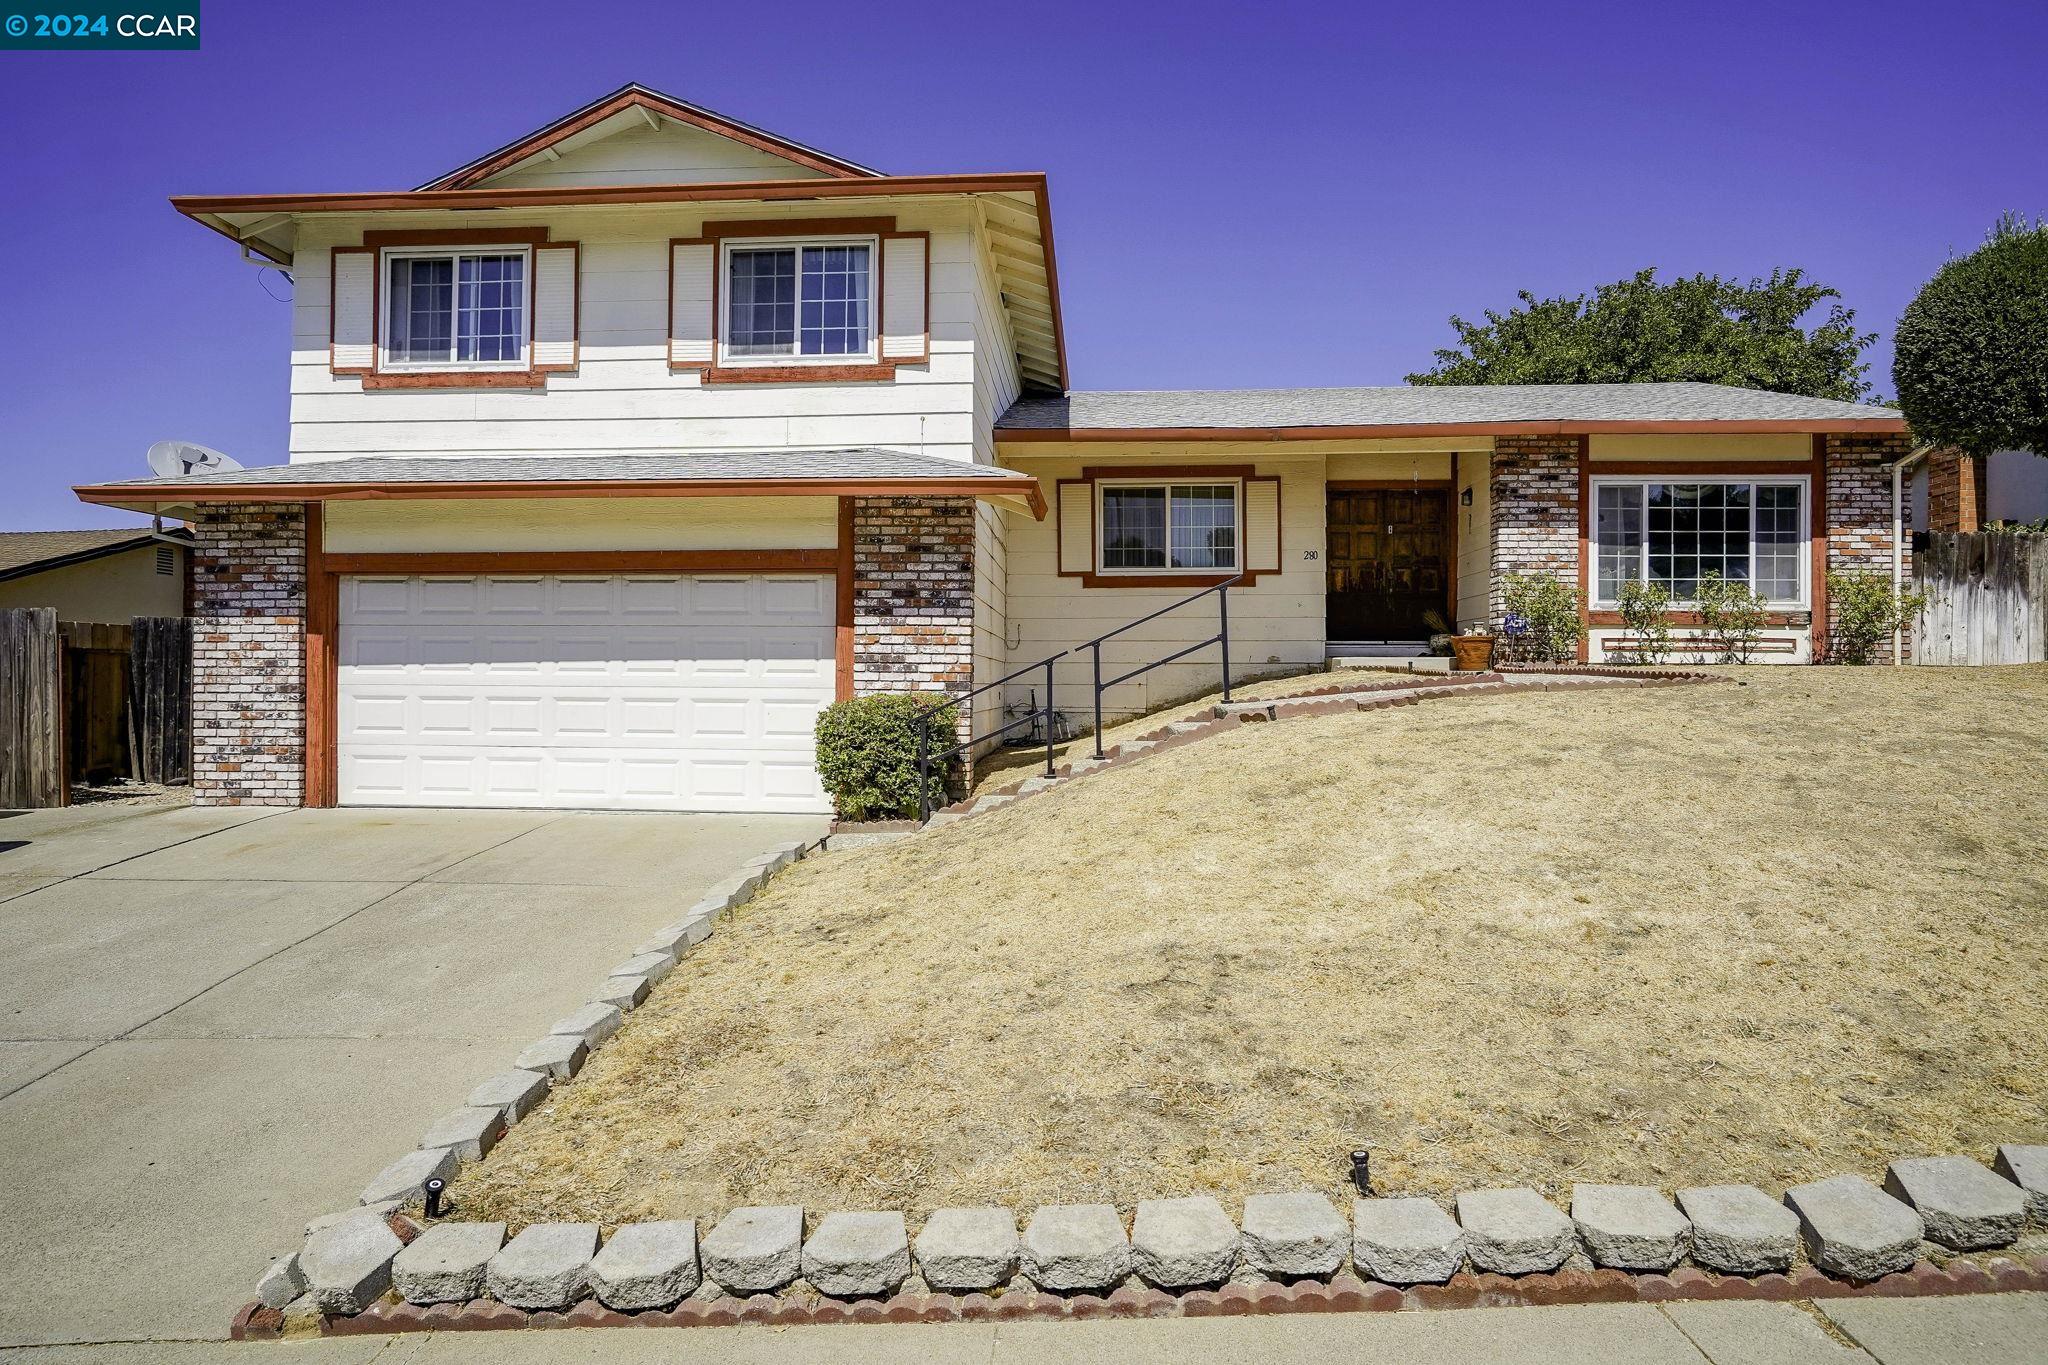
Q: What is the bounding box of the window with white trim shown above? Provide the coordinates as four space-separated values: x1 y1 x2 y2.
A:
723 238 875 361
382 248 529 369
1099 481 1239 572
1594 478 1807 606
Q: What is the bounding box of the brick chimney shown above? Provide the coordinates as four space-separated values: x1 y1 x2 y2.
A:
1926 448 1987 532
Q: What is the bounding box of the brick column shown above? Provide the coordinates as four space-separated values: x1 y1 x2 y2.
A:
1488 435 1584 623
1925 448 1986 533
1823 433 1915 663
851 496 975 749
190 505 307 805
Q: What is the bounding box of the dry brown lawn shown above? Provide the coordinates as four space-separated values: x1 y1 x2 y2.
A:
455 665 2048 1229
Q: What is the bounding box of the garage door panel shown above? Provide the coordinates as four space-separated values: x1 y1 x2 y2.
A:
338 573 833 813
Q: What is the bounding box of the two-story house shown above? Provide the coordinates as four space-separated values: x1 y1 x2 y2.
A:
78 84 1912 814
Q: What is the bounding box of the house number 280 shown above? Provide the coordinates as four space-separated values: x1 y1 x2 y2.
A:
1302 549 1319 560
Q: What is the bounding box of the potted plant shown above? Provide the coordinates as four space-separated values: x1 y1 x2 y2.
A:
1449 624 1496 671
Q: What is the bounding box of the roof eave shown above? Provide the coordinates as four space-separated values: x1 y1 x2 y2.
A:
74 474 1049 521
997 417 1910 443
0 534 165 583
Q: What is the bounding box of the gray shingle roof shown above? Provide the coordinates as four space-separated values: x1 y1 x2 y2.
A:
89 449 1028 490
0 527 187 579
996 383 1902 431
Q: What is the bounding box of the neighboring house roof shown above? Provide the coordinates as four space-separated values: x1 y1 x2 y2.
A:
416 82 884 190
997 382 1908 438
0 528 189 583
74 450 1048 518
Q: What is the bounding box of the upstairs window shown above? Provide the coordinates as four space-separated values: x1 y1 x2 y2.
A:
1594 479 1806 606
724 239 873 361
383 249 528 368
1099 482 1239 573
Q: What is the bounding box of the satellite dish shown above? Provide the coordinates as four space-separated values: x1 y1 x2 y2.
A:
147 440 244 479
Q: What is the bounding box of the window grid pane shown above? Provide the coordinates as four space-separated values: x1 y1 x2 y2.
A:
1595 485 1644 602
1648 483 1750 599
1169 484 1237 569
727 248 797 356
456 253 524 363
388 257 453 363
1102 487 1167 568
799 245 870 356
1753 484 1802 601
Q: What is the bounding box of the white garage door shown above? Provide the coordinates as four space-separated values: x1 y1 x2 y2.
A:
337 573 834 812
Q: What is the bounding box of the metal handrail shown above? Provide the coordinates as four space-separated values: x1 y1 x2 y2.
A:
915 651 1068 822
1077 573 1243 758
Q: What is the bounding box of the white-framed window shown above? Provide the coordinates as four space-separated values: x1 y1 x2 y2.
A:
1097 480 1240 573
381 247 530 370
1593 476 1808 606
722 237 876 363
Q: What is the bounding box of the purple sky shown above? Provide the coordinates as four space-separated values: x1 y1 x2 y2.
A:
3 0 2041 530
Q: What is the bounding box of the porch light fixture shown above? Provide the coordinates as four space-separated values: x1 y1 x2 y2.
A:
1461 487 1473 506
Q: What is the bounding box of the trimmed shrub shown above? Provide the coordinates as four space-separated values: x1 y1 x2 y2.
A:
1824 572 1927 665
814 693 953 820
1693 571 1770 664
1499 572 1585 663
1894 214 2048 457
1615 578 1672 665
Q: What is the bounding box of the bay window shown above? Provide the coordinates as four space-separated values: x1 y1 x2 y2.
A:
383 249 528 368
1100 482 1239 572
1594 479 1807 606
724 238 874 361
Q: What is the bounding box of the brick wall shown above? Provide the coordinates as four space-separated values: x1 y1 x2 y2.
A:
190 505 307 805
1487 435 1583 622
1925 447 1986 533
852 496 975 748
1824 432 1914 663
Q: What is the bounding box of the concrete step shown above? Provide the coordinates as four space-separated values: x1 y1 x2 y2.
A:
1328 655 1454 674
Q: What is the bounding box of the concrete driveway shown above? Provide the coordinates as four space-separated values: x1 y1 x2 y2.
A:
0 799 824 1349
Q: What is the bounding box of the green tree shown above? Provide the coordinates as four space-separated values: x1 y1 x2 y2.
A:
1408 268 1873 400
1893 214 2048 457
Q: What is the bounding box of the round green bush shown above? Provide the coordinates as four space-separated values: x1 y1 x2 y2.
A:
1894 215 2048 457
814 692 953 821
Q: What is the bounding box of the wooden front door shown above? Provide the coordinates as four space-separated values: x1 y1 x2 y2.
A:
1326 486 1451 639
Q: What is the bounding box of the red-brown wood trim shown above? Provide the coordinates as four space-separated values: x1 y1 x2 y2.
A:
1327 479 1455 491
835 498 856 702
1058 465 1273 586
361 227 555 248
322 549 838 576
1587 609 1812 628
81 478 1048 520
701 364 897 385
1577 438 1592 662
417 88 879 191
1587 460 1818 475
1034 183 1071 390
1000 418 1908 442
360 372 548 391
328 246 374 377
176 173 1049 217
700 216 896 239
879 229 931 366
532 240 582 374
1810 434 1830 658
303 509 338 808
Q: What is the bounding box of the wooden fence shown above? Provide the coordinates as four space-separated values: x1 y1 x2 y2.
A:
0 609 192 807
1914 530 2048 665
0 608 64 808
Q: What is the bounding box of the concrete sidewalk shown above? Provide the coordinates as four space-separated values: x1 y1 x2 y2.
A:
0 801 824 1349
2 1295 2044 1363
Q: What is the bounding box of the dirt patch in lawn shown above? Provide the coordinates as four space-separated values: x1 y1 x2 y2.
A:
455 665 2048 1228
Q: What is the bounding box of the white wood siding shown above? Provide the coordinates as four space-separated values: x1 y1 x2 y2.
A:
288 203 984 466
1455 450 1491 629
479 121 835 189
1001 454 1327 727
966 209 1025 741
